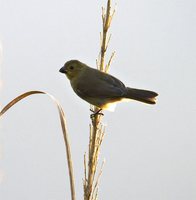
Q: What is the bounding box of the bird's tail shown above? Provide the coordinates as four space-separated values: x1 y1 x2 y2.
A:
125 87 158 104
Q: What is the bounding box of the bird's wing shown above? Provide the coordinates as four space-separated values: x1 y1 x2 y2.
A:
74 70 126 98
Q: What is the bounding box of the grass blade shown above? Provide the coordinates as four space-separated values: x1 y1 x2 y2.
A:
0 90 76 200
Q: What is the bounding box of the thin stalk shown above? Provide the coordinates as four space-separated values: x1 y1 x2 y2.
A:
100 0 112 71
84 0 115 199
0 91 76 200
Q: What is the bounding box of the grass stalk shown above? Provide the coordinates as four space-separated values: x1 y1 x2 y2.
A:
83 1 115 199
0 91 76 200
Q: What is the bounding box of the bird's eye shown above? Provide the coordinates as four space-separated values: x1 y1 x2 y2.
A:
70 66 74 70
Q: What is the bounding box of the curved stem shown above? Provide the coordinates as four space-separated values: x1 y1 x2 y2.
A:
0 91 76 200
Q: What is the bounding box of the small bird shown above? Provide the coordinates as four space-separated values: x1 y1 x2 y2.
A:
59 60 158 111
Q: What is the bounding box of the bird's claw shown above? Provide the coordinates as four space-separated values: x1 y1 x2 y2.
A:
90 108 104 119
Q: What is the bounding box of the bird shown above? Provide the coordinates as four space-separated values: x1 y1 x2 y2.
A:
59 60 158 111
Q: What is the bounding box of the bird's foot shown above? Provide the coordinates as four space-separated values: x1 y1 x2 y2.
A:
90 108 104 119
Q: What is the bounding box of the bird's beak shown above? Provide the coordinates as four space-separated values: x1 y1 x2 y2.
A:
59 66 67 74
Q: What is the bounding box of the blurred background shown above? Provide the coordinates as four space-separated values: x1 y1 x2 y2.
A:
0 0 196 199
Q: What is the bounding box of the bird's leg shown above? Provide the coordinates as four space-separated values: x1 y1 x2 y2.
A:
90 108 104 119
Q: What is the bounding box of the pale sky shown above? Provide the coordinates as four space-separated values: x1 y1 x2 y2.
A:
0 0 196 200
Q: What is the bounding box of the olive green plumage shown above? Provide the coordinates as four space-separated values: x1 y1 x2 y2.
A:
59 60 158 111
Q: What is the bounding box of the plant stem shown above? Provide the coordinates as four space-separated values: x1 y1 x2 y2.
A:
84 1 115 199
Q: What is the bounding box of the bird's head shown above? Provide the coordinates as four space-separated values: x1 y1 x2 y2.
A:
59 60 86 80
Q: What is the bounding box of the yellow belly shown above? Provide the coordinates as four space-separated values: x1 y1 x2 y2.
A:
100 98 131 111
